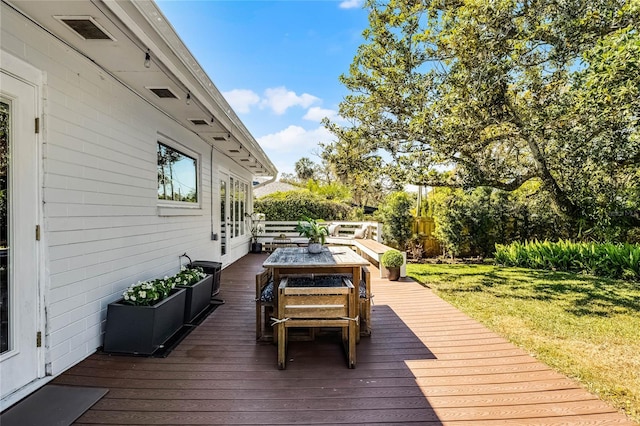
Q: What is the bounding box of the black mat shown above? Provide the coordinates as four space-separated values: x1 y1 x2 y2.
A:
0 384 108 426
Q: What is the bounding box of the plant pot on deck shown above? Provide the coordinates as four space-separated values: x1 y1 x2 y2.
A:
103 288 186 355
387 267 401 281
176 274 213 324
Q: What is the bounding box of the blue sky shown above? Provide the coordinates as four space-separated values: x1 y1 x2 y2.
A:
156 0 370 177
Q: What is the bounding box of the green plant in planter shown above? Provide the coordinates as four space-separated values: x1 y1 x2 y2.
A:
381 249 404 268
121 267 206 306
169 266 207 287
381 249 404 281
295 216 329 244
245 212 265 244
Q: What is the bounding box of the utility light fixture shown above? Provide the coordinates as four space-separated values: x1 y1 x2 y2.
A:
144 49 151 68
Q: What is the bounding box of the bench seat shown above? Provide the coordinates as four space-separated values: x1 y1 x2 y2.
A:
353 239 406 278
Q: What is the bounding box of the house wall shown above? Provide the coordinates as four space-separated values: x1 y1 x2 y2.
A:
1 5 253 375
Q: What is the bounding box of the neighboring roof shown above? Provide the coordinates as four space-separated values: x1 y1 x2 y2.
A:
254 181 301 199
5 0 277 177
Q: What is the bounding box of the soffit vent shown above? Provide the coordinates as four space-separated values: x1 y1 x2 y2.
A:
56 16 115 41
189 119 209 125
212 133 231 141
228 149 240 153
147 87 179 99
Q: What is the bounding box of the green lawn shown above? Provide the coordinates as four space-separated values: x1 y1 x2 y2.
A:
406 262 640 423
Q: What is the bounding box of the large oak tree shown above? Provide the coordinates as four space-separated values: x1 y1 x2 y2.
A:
325 0 639 234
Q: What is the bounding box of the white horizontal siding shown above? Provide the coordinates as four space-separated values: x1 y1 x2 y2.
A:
2 5 255 377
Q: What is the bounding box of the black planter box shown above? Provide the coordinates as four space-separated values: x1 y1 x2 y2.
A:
176 274 213 324
189 261 222 297
103 287 186 355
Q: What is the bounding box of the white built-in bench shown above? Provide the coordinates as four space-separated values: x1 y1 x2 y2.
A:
255 220 406 278
352 239 407 279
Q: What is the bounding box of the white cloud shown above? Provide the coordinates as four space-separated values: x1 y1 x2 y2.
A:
339 0 362 9
258 125 334 152
261 86 320 115
303 107 338 122
222 89 260 113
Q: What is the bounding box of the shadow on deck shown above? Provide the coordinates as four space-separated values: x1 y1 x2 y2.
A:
55 253 632 425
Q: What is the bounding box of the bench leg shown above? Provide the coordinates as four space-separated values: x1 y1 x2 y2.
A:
256 302 261 340
348 322 356 368
277 323 286 369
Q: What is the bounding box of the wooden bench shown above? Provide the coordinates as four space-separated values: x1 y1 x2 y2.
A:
353 239 406 278
255 269 274 341
275 276 357 369
359 266 372 337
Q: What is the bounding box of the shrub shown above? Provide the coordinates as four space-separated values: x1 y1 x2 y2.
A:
431 183 572 257
495 240 640 281
378 191 413 250
254 191 351 221
381 249 404 268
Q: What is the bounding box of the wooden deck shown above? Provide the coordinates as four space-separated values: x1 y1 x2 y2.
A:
54 253 633 425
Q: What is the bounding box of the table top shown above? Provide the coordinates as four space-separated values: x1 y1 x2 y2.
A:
263 246 369 268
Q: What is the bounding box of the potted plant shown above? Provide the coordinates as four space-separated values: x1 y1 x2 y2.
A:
246 212 265 253
296 216 328 254
103 276 186 355
381 249 404 281
172 266 213 324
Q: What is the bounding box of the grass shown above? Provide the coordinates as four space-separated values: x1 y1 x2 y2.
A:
406 262 640 423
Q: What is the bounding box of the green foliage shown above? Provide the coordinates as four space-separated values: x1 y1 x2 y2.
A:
305 179 352 203
121 267 207 306
326 0 640 238
381 249 404 268
319 125 389 208
495 240 640 281
431 184 572 257
254 191 351 221
294 157 318 181
295 217 329 244
378 191 413 250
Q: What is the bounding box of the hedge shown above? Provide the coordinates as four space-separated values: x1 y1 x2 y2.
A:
255 191 352 221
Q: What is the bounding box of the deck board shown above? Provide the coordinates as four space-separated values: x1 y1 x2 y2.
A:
54 253 633 425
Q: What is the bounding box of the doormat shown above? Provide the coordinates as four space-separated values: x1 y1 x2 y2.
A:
101 299 223 358
0 384 108 426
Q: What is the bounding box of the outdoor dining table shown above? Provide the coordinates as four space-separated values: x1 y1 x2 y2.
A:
262 246 370 368
262 246 370 287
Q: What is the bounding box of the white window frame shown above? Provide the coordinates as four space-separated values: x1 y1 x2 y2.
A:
156 134 202 216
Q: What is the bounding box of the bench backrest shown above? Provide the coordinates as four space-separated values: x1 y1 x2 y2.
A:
255 268 272 298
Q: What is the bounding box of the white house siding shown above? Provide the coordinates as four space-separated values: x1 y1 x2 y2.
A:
1 5 254 375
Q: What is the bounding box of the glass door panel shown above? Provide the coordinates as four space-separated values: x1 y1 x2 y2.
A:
220 177 227 256
0 100 9 354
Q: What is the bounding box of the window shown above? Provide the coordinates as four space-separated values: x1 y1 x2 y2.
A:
157 141 198 204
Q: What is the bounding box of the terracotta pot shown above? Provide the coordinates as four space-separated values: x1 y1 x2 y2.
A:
387 267 401 281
